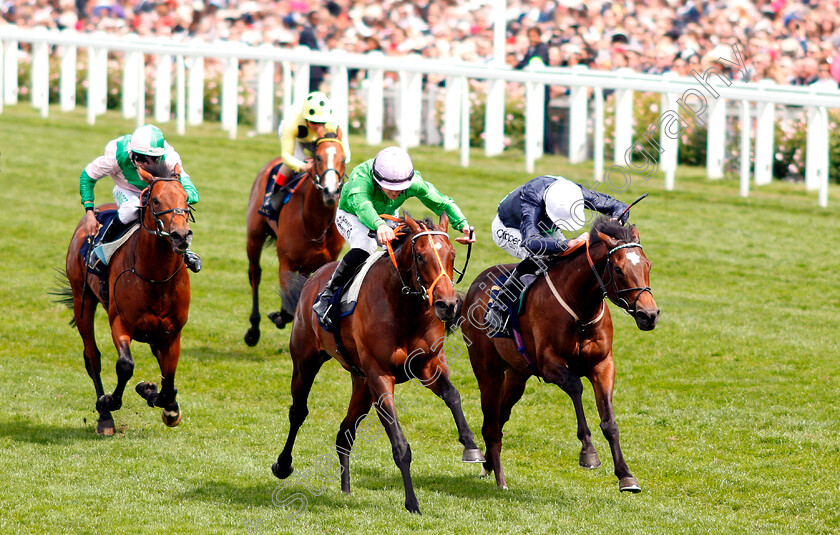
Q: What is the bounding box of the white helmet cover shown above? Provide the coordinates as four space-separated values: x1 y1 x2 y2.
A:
372 146 414 191
544 178 586 232
129 124 166 157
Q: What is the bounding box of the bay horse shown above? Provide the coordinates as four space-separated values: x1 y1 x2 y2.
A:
244 136 345 346
59 160 194 435
460 217 659 492
272 214 484 514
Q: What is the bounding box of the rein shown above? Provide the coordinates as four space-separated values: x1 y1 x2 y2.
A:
584 238 653 315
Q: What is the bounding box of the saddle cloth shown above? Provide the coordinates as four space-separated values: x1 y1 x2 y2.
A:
258 167 305 220
79 210 139 275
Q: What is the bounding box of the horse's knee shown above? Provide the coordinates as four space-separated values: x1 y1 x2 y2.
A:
391 440 412 466
600 417 619 439
289 404 308 427
115 356 134 379
83 352 101 377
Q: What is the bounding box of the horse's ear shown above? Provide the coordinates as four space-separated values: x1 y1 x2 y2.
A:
140 187 151 207
137 167 154 183
630 225 640 243
438 212 449 232
596 230 619 250
405 216 421 233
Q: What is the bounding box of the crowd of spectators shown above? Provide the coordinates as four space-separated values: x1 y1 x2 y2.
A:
3 0 840 90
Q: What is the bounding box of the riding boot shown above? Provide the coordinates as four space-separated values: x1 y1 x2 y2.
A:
183 249 202 273
101 217 129 244
486 257 539 333
313 248 370 328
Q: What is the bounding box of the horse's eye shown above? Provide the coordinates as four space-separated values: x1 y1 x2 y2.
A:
614 265 623 275
152 198 160 206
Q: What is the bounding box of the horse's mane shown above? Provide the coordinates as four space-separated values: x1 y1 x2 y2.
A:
589 216 636 246
391 214 435 251
141 159 172 180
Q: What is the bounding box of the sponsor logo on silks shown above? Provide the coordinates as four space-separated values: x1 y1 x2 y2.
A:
495 228 520 246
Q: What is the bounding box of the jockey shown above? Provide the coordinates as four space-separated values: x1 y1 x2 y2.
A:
261 91 352 213
79 124 202 273
313 146 475 327
485 175 629 331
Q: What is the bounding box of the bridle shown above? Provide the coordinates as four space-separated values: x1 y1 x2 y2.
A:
383 217 453 306
310 137 346 193
139 178 195 243
585 238 653 315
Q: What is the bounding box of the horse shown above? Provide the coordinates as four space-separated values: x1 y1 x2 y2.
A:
459 217 659 492
244 135 346 346
271 214 484 514
58 160 194 435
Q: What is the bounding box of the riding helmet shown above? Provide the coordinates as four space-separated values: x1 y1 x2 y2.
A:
129 124 166 157
302 91 332 123
372 146 414 191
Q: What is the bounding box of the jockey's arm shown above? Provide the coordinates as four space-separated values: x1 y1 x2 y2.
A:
520 200 567 256
336 125 351 163
411 175 469 232
280 117 306 172
172 162 199 204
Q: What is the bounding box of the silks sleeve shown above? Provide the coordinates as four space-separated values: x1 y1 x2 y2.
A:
411 176 469 231
179 174 199 204
80 169 97 209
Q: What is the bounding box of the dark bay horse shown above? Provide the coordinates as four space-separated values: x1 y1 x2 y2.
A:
460 217 659 492
60 161 194 435
272 215 484 514
244 136 345 346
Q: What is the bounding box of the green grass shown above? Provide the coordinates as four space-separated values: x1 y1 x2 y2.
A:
2 104 839 535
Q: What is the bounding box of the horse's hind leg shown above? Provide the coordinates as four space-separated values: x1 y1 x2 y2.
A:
74 284 113 435
137 339 182 427
416 359 484 463
543 353 600 469
272 348 329 479
335 375 373 494
244 230 267 346
589 356 639 492
268 262 296 329
99 319 135 422
469 346 508 488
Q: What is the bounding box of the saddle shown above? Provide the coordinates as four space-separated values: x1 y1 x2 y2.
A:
317 251 385 332
79 210 139 276
258 167 306 220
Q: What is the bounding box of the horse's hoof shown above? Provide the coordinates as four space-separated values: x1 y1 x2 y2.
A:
268 311 288 329
272 460 294 479
244 328 260 347
96 417 115 436
96 394 121 412
479 466 492 478
462 448 486 463
619 476 641 493
162 407 182 427
135 381 157 398
579 451 601 469
405 502 421 515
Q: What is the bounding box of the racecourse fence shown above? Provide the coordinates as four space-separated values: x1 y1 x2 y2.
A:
2 26 839 206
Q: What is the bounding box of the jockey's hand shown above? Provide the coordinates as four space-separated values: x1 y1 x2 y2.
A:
376 223 396 244
83 210 99 237
567 232 589 249
455 225 475 245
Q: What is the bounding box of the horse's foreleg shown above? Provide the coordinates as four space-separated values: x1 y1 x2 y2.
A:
75 285 111 435
416 357 484 464
543 353 600 469
137 339 182 427
272 349 329 480
268 260 296 329
365 370 419 514
335 375 373 494
589 356 639 492
470 348 507 489
244 233 265 346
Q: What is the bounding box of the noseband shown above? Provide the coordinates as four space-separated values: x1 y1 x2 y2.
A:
139 178 195 240
585 239 653 315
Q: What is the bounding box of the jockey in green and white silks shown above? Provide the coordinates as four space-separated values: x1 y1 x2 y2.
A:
313 146 475 327
79 124 202 272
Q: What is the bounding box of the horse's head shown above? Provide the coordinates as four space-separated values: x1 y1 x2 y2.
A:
310 135 345 206
591 218 659 331
394 214 458 322
139 161 194 254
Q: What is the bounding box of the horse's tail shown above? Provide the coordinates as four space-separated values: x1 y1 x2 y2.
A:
278 271 309 316
48 268 77 327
